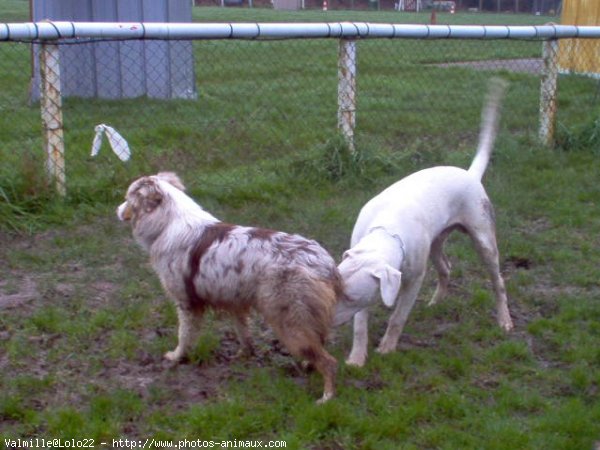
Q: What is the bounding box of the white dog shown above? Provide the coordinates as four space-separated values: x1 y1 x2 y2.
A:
334 78 514 367
117 172 343 403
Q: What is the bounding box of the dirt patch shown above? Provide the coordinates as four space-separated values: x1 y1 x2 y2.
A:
348 370 387 392
101 354 227 406
0 274 38 310
93 317 310 411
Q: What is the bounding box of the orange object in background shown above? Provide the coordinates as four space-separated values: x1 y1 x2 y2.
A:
559 0 600 75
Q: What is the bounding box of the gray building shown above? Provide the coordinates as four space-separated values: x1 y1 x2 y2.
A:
31 0 197 100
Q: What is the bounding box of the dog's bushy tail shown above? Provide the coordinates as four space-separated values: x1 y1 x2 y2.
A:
468 77 509 180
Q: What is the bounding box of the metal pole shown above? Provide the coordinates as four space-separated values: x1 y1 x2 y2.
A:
5 22 600 41
539 38 559 146
39 42 66 196
338 39 356 153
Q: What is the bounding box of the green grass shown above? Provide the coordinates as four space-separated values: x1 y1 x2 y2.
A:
0 6 564 225
1 4 600 449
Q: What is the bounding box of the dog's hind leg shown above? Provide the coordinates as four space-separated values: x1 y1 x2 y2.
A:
346 308 369 367
377 271 426 355
294 340 338 404
269 322 338 404
310 347 338 405
467 225 514 332
428 231 452 306
165 306 202 362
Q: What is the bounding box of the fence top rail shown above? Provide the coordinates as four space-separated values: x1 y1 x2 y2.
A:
2 21 600 42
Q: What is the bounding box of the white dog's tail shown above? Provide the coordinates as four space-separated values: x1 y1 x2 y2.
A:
468 77 509 180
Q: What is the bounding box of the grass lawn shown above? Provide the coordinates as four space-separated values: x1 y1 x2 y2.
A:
1 2 599 449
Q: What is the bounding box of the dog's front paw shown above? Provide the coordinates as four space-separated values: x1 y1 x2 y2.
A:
376 342 396 355
164 350 184 362
497 309 514 332
345 355 366 367
500 318 514 332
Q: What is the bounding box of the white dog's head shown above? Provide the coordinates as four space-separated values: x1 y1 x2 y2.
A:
333 246 402 326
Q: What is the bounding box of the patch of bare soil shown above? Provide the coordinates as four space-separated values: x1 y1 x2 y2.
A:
0 274 38 310
347 370 387 392
101 353 227 406
97 319 311 412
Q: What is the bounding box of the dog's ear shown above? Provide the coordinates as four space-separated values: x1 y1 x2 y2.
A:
156 172 186 191
133 178 164 214
370 264 402 307
142 188 163 213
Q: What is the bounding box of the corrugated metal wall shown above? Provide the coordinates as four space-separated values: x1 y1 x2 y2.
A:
558 0 600 76
31 0 196 100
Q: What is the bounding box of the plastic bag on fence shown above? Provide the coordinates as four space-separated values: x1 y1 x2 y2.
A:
91 124 131 162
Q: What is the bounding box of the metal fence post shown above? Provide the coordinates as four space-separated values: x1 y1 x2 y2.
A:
39 42 66 196
539 38 559 147
338 38 357 153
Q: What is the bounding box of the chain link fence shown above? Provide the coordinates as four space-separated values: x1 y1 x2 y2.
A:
1 24 599 201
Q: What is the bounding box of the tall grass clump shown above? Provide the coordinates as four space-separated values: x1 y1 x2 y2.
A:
556 115 600 155
294 133 403 185
0 148 52 233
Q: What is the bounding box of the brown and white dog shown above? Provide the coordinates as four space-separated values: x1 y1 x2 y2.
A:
117 172 343 403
